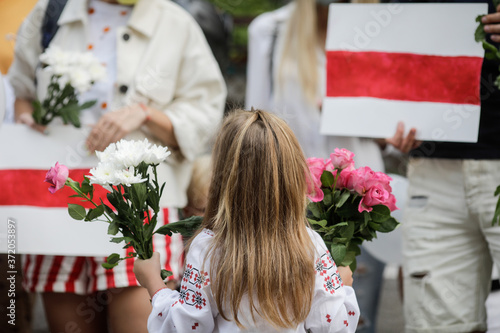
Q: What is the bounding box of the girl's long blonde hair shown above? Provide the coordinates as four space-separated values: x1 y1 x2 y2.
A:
278 0 380 105
199 109 315 328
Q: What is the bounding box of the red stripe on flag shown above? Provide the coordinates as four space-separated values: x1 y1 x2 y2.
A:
125 248 137 286
45 256 64 292
326 51 482 105
0 169 111 207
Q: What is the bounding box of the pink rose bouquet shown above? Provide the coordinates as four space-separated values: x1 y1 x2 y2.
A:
306 148 399 270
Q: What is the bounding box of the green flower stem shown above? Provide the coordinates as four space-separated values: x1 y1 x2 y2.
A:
65 178 112 223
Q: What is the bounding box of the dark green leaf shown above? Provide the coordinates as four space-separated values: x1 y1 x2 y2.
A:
307 219 327 228
340 222 355 240
323 192 333 207
307 202 322 219
108 222 119 235
340 250 356 267
68 204 86 220
368 221 381 231
475 15 486 42
101 262 118 269
161 269 173 280
494 185 500 197
155 215 203 238
330 243 346 264
370 205 391 222
379 217 400 233
81 177 93 195
80 100 97 110
85 205 104 221
336 191 351 208
320 170 334 187
106 253 120 265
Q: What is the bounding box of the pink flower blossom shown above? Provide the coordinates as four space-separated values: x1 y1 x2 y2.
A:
358 184 390 212
306 158 325 202
45 162 69 194
346 166 377 196
330 148 355 171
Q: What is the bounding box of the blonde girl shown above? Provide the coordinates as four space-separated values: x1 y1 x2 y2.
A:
134 109 358 332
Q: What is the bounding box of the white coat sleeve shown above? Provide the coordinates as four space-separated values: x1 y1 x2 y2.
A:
244 13 274 111
7 0 48 101
163 18 226 162
148 232 216 333
305 232 360 333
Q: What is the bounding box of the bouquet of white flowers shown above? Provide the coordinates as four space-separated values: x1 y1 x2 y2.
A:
33 46 106 128
45 139 195 278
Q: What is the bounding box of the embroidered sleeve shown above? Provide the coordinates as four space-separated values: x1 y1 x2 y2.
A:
305 232 360 333
147 233 215 333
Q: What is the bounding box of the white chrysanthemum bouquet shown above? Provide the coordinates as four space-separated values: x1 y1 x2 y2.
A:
45 139 191 278
33 46 106 128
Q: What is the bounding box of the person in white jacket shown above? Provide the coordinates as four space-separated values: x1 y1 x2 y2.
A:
8 0 226 332
134 109 360 333
245 1 387 332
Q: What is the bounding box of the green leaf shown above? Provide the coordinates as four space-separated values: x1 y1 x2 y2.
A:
475 15 486 42
368 221 381 231
330 243 346 264
85 205 104 221
495 185 500 197
379 217 400 233
101 262 118 269
320 170 334 187
339 222 355 240
81 177 93 195
340 250 356 267
323 192 333 207
110 236 133 244
307 202 322 219
307 219 327 228
80 100 97 110
347 243 361 256
68 204 86 220
336 191 351 208
155 215 203 238
130 182 148 210
108 222 119 235
32 100 45 124
161 269 173 280
370 205 391 222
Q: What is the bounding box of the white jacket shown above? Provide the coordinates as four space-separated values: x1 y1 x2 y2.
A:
245 4 384 172
8 0 227 207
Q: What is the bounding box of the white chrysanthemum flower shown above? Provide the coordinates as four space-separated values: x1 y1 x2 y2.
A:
40 46 70 67
96 143 119 165
69 68 92 93
114 167 147 186
144 144 171 164
114 139 151 167
88 62 106 82
88 162 120 187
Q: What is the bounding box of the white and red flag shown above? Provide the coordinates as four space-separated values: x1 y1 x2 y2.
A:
320 3 487 142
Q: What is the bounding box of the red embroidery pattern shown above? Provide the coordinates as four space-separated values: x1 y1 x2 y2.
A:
315 258 328 276
158 312 163 317
194 271 210 289
192 291 207 310
183 264 193 283
348 311 356 316
192 323 199 330
323 276 336 295
179 285 190 304
203 229 214 237
326 314 332 323
344 320 349 327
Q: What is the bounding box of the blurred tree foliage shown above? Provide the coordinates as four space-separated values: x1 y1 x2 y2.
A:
207 0 289 67
208 0 288 16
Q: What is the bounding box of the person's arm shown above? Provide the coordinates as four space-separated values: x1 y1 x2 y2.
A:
383 122 421 153
8 0 48 132
305 232 360 333
134 238 215 332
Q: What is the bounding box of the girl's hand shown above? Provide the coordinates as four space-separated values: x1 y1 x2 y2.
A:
133 252 166 298
338 266 354 287
86 104 147 152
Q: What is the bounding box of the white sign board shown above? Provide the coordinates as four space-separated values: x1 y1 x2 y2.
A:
0 124 124 256
321 3 487 142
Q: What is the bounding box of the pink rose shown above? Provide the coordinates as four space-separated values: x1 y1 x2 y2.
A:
329 148 355 171
358 184 390 212
307 157 326 185
346 166 377 196
336 168 353 190
45 162 69 194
